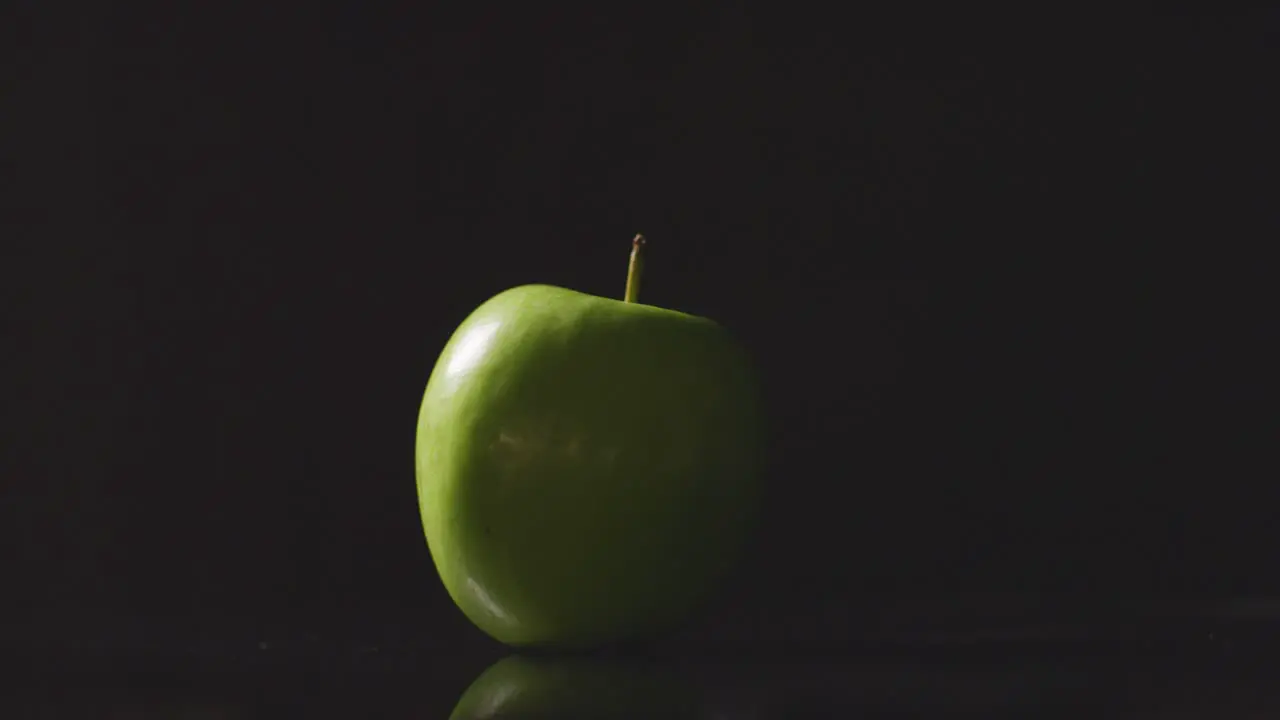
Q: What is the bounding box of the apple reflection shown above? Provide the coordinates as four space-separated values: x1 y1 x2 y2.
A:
449 654 707 719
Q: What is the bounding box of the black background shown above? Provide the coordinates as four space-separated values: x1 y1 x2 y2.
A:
4 7 1276 654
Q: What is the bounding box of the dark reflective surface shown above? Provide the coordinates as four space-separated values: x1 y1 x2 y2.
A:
8 618 1280 717
447 654 1113 718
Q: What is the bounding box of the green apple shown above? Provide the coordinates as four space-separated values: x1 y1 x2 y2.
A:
415 235 764 649
449 655 702 719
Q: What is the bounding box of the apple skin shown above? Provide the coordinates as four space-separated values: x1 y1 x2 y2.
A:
416 284 764 649
449 655 702 719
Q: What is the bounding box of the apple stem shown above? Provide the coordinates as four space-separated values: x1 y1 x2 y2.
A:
624 234 646 303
